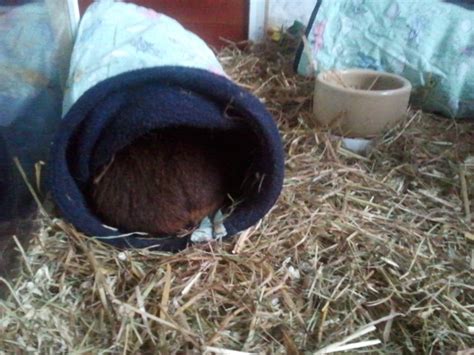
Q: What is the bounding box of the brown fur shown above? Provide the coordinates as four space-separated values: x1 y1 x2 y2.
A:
87 128 244 236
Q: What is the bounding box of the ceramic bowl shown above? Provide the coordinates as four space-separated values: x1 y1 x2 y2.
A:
313 69 412 137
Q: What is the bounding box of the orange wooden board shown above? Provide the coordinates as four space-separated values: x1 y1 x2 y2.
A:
78 0 249 48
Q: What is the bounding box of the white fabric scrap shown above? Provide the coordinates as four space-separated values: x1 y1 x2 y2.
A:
212 210 227 239
190 210 227 243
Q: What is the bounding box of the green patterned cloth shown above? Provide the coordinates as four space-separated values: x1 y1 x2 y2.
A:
295 0 474 119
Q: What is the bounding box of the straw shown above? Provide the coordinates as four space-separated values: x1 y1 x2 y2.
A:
1 34 473 353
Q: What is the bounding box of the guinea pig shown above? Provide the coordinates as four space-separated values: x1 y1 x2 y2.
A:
86 127 251 236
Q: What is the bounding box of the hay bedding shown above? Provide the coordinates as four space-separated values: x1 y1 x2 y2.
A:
0 39 473 354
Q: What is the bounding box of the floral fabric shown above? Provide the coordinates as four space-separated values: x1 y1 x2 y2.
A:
296 0 474 119
64 0 226 114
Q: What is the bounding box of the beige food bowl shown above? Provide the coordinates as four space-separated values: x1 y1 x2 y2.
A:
313 69 412 138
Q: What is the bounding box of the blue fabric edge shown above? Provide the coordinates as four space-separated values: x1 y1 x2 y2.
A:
47 66 285 252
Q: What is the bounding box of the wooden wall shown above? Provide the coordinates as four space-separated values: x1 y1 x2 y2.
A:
78 0 249 48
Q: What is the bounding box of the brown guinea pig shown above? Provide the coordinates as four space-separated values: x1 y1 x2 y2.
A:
86 128 240 236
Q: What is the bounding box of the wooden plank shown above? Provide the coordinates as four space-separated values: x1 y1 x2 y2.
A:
78 0 249 48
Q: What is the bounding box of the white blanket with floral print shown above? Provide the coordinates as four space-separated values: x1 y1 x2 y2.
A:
296 0 474 119
63 0 226 115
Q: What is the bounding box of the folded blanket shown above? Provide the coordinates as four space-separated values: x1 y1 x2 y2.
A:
48 1 284 251
0 3 64 222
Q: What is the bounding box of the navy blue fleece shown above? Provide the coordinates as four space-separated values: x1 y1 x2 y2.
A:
48 66 284 252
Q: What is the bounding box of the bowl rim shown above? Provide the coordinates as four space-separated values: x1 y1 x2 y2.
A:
316 68 412 96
